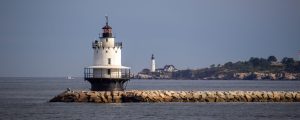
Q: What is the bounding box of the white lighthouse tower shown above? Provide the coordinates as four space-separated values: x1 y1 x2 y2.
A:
84 16 130 91
151 54 155 72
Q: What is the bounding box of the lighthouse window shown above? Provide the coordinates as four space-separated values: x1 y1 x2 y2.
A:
107 69 111 75
106 38 108 42
106 50 108 53
115 51 117 53
108 58 111 65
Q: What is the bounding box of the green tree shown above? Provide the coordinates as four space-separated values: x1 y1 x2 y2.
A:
281 57 295 65
249 57 260 67
281 57 296 72
267 56 277 62
224 62 233 68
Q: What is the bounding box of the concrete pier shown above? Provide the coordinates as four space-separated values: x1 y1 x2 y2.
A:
50 90 300 103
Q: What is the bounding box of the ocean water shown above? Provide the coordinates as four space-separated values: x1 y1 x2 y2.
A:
0 78 300 120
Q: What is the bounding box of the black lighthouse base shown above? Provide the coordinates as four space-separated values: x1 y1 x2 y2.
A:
85 78 129 91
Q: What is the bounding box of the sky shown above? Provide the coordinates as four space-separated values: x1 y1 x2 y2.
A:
0 0 299 77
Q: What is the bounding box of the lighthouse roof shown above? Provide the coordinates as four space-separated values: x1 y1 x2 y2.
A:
102 25 112 29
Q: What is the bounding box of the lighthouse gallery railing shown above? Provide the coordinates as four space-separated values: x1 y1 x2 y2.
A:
84 68 130 79
92 42 122 48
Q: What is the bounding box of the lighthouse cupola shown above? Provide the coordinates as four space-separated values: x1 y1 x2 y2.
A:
102 16 113 38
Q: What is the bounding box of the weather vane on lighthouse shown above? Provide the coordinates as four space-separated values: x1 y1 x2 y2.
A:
105 16 108 25
84 16 131 91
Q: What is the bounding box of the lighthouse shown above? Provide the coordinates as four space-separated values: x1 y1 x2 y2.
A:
84 16 130 91
151 54 155 72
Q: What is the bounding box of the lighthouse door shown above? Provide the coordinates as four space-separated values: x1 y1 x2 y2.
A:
107 69 111 75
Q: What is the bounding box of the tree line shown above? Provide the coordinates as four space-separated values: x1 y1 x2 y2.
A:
172 56 300 79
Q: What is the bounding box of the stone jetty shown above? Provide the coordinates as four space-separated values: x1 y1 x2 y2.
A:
50 90 300 103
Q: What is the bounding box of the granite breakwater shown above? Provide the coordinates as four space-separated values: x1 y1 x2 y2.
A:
50 90 300 103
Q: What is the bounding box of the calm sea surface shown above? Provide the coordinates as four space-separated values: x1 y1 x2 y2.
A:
0 77 300 120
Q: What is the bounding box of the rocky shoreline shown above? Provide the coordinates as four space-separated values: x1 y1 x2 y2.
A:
50 90 300 103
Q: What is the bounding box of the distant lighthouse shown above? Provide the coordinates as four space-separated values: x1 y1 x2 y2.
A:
151 54 155 72
84 16 130 91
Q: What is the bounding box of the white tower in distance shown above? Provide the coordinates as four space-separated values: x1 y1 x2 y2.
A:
151 54 155 72
84 16 130 91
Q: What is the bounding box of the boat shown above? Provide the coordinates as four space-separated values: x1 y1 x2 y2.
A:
66 76 74 80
